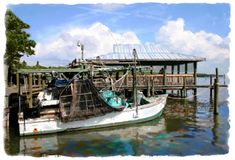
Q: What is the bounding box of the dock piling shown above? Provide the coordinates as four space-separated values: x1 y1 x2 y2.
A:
183 77 187 97
210 75 213 101
28 73 33 108
38 74 42 88
214 68 219 115
151 77 155 96
147 77 151 97
163 65 166 94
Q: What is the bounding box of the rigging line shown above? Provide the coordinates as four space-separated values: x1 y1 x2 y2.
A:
112 70 129 92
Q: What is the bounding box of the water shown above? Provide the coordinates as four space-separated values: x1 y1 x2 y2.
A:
4 77 229 157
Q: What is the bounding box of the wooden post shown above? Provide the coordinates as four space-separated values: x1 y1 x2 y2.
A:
150 65 153 74
210 74 213 101
212 114 219 144
42 74 46 89
132 49 138 115
125 74 128 87
171 65 174 94
147 77 151 97
151 77 155 96
16 73 20 88
183 77 186 97
193 62 197 96
177 64 180 96
163 65 167 94
38 74 42 88
28 73 33 108
184 63 188 97
214 68 219 115
185 63 188 74
115 71 119 80
18 73 21 113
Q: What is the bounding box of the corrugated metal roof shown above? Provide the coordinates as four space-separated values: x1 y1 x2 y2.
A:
92 44 205 62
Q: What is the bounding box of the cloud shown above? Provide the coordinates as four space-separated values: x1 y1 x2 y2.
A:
93 3 125 11
25 18 229 74
28 22 140 66
155 18 230 60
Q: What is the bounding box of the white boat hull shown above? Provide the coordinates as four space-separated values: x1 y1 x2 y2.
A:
18 95 167 136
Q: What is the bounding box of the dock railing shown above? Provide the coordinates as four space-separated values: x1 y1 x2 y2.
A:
94 74 194 90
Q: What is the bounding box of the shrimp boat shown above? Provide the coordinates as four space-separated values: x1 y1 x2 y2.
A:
18 49 168 136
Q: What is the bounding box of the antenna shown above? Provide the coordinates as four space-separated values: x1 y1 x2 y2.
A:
77 41 84 61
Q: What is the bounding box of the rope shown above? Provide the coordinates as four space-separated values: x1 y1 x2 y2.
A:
112 70 129 92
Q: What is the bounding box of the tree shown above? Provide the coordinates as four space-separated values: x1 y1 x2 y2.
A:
21 60 27 68
5 9 36 84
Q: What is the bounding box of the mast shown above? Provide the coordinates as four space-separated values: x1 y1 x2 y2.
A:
132 49 138 116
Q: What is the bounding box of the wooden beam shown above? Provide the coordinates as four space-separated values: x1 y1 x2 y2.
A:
177 64 180 96
214 68 219 115
171 65 174 94
151 77 155 96
210 74 213 100
16 73 20 88
163 65 167 85
185 63 188 74
38 74 42 88
171 65 174 74
193 62 197 85
116 71 119 80
28 73 33 108
42 74 46 89
147 77 151 97
132 49 138 115
150 65 153 74
18 73 21 113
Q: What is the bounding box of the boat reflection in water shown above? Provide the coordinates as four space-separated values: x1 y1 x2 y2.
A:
8 83 229 157
19 118 166 157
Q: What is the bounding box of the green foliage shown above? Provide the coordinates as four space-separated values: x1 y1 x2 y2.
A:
5 9 36 71
20 60 66 70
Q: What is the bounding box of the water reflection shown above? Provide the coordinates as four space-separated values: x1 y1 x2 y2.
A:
5 77 229 156
18 118 166 157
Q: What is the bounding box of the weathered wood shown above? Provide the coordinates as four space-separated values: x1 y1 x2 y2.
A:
132 49 138 115
210 75 213 100
193 62 197 85
171 65 174 94
163 65 167 85
183 77 187 97
185 63 188 74
42 74 46 89
151 77 155 96
16 73 20 88
150 65 153 74
163 65 167 94
214 68 219 115
28 73 33 108
116 71 119 80
18 73 21 113
147 77 151 97
177 64 180 96
33 74 36 85
38 74 42 88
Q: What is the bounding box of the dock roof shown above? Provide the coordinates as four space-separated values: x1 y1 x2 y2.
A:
88 44 205 65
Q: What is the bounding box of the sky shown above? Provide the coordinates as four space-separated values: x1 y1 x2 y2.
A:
8 3 230 73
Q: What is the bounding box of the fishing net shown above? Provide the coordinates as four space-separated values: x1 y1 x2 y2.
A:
59 79 114 122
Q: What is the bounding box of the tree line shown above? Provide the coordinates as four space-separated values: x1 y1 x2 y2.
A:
5 10 66 85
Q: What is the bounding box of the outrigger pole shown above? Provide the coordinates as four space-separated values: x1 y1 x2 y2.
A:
132 49 138 116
